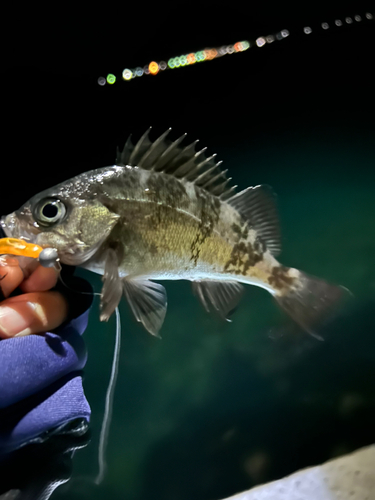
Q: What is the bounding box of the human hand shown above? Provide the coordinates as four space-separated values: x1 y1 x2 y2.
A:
0 258 92 454
0 257 68 338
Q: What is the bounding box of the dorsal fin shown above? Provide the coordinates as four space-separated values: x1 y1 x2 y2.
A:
116 128 236 200
227 185 281 256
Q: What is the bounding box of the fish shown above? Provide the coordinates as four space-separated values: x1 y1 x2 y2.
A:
0 128 348 338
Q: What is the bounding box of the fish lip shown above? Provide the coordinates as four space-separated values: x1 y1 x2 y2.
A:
0 213 38 243
0 217 8 238
0 214 14 237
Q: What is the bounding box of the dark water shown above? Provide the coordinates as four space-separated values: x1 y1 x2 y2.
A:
0 9 374 500
54 134 374 500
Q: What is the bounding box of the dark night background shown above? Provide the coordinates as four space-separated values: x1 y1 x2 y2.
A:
0 2 374 499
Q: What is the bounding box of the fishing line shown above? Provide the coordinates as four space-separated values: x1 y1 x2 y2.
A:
49 257 121 485
56 268 122 485
95 306 121 484
57 271 101 297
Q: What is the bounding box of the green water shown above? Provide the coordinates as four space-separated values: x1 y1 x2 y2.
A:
54 126 375 500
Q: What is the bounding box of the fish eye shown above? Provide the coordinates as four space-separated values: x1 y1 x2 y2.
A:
34 198 67 226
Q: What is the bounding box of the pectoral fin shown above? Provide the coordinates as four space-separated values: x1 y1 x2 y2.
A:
122 278 167 337
100 248 123 321
192 280 244 321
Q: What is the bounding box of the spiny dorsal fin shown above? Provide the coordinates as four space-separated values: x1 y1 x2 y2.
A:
227 185 281 256
116 128 236 200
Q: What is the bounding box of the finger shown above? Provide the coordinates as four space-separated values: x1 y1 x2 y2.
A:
0 262 24 299
19 265 59 293
0 291 69 339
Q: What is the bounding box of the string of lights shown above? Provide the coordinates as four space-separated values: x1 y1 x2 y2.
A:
98 12 373 86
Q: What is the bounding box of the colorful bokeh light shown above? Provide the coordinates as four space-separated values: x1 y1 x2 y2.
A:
98 12 373 85
149 61 159 75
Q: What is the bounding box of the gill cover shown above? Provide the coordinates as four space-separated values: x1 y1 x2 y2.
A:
35 199 120 266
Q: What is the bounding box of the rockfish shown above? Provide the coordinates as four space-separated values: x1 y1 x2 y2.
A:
1 129 346 337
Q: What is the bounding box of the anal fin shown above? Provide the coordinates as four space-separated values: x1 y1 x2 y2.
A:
122 278 167 337
192 280 244 321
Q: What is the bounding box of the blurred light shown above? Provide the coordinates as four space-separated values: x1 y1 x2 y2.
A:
256 37 266 47
273 30 289 41
196 51 205 61
149 61 159 75
187 53 196 64
122 69 133 81
103 11 371 86
107 74 116 84
204 49 217 60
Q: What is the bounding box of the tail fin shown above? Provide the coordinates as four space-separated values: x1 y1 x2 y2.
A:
274 270 351 340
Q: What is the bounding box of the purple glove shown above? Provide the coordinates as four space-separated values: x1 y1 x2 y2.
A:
0 279 92 455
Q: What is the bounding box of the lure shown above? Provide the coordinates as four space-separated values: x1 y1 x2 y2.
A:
0 237 42 259
0 238 60 270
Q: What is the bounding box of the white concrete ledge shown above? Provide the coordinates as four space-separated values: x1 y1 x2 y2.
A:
222 445 375 500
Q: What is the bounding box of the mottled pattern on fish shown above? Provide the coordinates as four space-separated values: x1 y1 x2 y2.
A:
0 128 347 338
81 167 282 289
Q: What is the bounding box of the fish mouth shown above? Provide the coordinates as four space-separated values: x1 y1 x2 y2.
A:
1 214 17 237
0 213 38 243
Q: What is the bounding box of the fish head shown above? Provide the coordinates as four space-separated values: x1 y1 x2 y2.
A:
1 182 120 266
